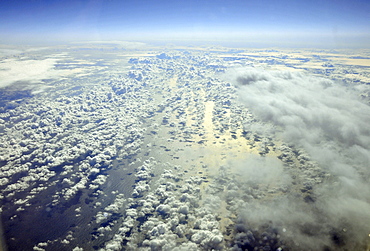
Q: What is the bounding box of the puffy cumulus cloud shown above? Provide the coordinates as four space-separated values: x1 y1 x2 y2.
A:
99 157 228 251
228 68 370 250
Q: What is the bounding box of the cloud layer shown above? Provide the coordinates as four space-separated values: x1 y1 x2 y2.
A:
230 68 370 250
0 58 58 88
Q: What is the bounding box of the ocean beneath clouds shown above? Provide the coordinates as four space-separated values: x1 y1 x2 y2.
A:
1 45 370 251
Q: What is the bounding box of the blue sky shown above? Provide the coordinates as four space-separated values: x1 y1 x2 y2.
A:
0 0 369 47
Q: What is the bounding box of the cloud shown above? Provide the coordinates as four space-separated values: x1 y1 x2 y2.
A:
0 58 58 88
0 48 23 57
228 67 370 249
236 69 369 143
234 154 289 185
0 53 93 88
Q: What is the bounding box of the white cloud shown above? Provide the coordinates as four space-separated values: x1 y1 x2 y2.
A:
229 67 370 250
0 48 23 56
234 154 290 187
0 58 58 88
0 52 94 88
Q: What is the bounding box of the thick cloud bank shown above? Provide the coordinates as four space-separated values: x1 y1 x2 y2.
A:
231 68 370 250
0 58 57 88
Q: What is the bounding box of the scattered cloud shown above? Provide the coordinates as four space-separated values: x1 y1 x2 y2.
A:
2 45 370 250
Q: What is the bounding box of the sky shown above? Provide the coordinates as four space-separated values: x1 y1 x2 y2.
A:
0 0 369 47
